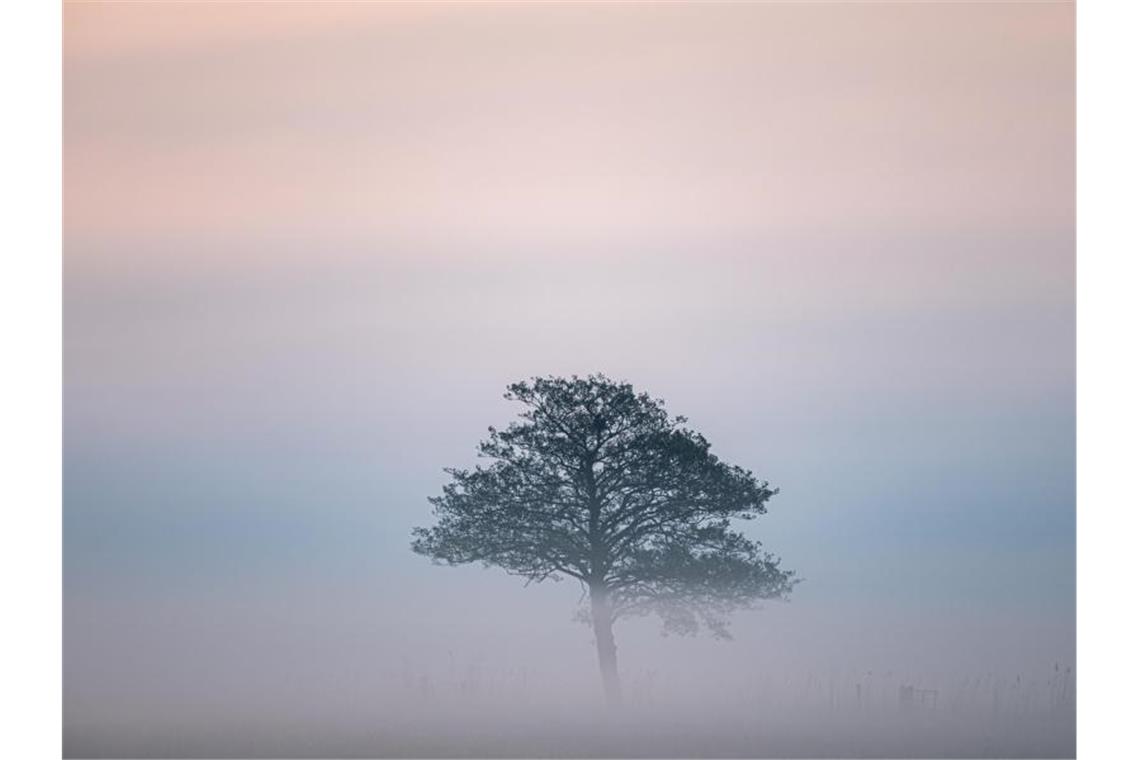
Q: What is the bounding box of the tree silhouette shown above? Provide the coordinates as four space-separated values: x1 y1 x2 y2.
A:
412 374 796 705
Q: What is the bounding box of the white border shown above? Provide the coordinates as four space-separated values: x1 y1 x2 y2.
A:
0 0 62 758
1077 0 1140 758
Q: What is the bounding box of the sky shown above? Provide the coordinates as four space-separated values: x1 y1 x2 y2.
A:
64 2 1074 756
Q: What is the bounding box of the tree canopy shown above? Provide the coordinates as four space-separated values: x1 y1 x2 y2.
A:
412 374 797 641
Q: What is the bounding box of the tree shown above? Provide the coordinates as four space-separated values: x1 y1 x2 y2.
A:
411 374 796 706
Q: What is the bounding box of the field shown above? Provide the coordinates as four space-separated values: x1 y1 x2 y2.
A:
65 660 1075 758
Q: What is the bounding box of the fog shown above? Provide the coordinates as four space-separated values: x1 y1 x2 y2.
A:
63 319 1075 756
65 2 1073 757
65 567 1073 757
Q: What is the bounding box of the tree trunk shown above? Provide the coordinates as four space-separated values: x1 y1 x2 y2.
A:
590 587 622 707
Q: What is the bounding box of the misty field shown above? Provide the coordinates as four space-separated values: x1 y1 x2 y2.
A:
65 657 1074 758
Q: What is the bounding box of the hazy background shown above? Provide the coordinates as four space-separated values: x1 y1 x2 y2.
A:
64 2 1074 757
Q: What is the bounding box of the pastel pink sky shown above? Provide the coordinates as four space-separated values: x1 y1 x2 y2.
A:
66 2 1072 269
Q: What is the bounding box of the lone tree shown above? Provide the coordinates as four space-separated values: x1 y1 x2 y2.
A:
412 375 796 705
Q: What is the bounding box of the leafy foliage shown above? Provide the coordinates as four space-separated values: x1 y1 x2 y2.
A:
412 374 797 637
